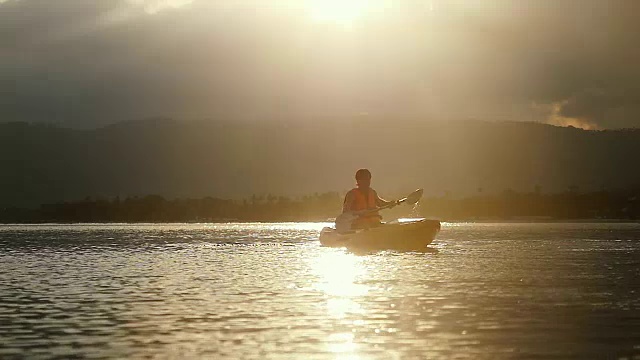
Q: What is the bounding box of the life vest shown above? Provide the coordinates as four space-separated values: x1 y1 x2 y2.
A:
347 188 381 228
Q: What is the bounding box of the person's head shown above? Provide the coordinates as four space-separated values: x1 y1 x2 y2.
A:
355 168 372 189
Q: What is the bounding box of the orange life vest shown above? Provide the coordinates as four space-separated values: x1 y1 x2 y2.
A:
347 188 381 228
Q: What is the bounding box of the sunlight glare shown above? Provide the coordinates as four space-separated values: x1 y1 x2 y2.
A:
327 332 358 355
305 0 386 27
312 251 368 297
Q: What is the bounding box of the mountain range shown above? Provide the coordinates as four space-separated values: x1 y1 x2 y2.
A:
2 118 639 208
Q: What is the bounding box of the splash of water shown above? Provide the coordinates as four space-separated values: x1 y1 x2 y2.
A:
410 200 421 217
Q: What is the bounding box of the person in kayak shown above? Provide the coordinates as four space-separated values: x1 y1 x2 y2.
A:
343 168 398 229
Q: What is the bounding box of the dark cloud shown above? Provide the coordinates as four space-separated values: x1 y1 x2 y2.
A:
555 88 640 129
1 0 639 128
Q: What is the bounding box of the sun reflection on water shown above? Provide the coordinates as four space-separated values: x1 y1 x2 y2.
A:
310 250 372 356
311 250 368 297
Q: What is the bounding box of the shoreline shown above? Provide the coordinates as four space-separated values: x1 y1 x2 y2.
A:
1 218 638 226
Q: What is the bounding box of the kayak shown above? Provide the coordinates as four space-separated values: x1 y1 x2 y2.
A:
319 218 441 251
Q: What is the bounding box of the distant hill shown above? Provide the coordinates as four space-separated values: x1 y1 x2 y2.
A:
1 118 639 208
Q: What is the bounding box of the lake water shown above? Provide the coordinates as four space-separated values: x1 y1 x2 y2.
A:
1 222 639 359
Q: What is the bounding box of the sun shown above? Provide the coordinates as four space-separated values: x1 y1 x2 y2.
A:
305 0 382 27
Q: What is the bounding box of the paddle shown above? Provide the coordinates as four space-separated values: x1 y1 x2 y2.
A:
335 188 424 232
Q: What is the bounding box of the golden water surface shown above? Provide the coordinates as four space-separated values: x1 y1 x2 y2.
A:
1 223 639 359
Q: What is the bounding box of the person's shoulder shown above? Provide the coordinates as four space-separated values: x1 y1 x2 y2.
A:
371 189 384 199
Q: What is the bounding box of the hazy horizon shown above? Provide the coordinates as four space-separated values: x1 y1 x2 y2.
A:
7 115 640 132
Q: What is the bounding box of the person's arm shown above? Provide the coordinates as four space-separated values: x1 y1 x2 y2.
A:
343 190 355 213
374 190 397 208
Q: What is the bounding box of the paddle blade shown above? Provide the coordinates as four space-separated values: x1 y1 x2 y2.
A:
403 188 424 205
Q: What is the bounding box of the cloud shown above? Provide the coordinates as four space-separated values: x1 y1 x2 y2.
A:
534 88 640 130
0 0 196 47
1 0 640 128
535 101 599 131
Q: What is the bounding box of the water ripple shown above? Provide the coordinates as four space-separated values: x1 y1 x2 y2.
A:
1 222 639 359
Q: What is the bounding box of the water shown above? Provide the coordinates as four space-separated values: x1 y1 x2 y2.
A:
1 222 639 359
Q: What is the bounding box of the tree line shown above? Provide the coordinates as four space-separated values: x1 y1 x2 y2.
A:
421 188 639 221
0 192 343 223
0 189 638 223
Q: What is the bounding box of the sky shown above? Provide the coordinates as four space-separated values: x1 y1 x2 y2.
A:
1 0 639 129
